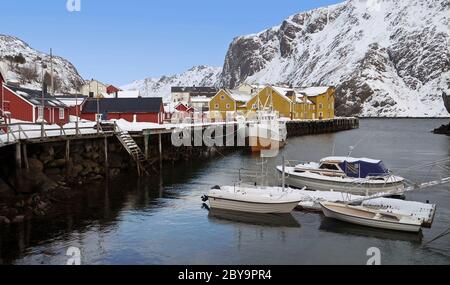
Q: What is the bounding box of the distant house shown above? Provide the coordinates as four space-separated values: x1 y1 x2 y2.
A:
1 85 70 125
80 97 164 124
54 95 88 118
236 83 266 95
189 96 211 112
80 79 108 98
171 86 218 106
106 85 122 97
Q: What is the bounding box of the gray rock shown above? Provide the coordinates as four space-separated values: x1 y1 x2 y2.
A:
28 158 44 172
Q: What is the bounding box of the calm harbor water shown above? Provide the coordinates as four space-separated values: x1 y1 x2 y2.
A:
1 119 449 265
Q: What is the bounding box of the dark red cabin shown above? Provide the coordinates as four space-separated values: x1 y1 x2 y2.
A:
1 85 70 125
80 97 164 124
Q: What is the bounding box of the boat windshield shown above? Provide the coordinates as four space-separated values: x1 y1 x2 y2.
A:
319 163 340 171
339 160 389 178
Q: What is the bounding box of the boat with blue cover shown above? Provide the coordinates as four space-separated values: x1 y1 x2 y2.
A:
277 157 405 196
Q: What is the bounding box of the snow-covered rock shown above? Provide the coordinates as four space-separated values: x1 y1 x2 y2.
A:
219 0 450 117
121 65 222 103
0 34 84 93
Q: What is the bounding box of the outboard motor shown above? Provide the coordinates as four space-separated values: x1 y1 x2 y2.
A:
201 195 209 202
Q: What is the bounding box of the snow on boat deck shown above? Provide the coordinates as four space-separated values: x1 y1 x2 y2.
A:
293 188 436 227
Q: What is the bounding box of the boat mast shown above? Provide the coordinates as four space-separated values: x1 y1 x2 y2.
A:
282 156 286 192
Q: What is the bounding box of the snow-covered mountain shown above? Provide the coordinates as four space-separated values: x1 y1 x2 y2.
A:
121 65 222 102
0 35 84 93
220 0 450 117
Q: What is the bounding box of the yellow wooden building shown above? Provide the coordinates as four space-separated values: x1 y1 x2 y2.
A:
295 87 335 120
209 85 335 120
209 89 252 120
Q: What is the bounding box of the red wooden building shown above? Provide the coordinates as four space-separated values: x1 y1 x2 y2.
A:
106 85 121 97
1 84 70 125
80 97 164 124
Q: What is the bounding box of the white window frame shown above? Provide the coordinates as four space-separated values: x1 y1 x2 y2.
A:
226 103 231 110
59 108 65 119
215 104 219 110
38 107 44 120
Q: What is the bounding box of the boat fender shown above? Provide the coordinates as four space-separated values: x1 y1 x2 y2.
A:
201 195 209 202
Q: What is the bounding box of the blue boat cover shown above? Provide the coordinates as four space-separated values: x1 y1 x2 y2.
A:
339 160 389 178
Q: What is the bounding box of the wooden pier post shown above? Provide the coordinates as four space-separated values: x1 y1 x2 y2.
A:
15 142 22 170
65 140 70 163
22 143 29 170
144 134 149 160
158 133 163 170
104 136 109 173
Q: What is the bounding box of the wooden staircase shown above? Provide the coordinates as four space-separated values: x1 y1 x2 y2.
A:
0 111 5 135
115 129 151 176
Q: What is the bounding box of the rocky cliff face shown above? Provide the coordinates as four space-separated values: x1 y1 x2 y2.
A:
444 93 450 114
0 35 84 93
220 0 450 117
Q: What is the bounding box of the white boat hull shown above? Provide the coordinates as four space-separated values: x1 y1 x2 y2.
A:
208 195 300 214
321 203 422 233
279 168 404 196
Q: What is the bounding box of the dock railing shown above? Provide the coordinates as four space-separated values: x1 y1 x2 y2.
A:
0 121 117 147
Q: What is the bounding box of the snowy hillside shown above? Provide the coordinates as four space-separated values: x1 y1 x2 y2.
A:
121 66 222 102
0 35 84 93
220 0 450 117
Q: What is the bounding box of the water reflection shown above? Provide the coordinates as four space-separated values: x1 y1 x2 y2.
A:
0 119 449 265
319 217 424 244
208 209 301 228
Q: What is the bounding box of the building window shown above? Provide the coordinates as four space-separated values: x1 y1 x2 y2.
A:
319 103 323 109
252 104 257 109
38 107 44 119
220 95 225 100
226 104 231 109
215 104 219 110
59 108 65 119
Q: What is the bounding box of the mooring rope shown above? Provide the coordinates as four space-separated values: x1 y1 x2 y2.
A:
423 227 450 246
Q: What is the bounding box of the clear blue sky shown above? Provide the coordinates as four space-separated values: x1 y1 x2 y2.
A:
0 0 343 85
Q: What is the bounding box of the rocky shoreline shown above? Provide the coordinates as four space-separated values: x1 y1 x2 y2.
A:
433 122 450 136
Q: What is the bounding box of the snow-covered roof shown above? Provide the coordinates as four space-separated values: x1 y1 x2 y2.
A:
190 96 211 103
55 96 88 107
6 85 68 108
321 157 382 164
226 90 252 103
271 86 296 102
296 87 331 97
295 94 314 104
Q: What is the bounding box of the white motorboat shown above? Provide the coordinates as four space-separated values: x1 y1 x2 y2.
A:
320 202 422 233
203 186 302 214
249 112 287 153
277 156 405 196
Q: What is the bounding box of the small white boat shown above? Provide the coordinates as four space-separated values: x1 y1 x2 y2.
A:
204 186 302 214
277 156 405 196
320 202 422 233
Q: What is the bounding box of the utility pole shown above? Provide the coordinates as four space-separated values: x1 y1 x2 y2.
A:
41 63 46 139
50 48 54 96
96 80 100 133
